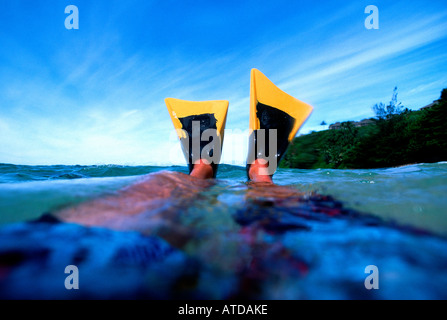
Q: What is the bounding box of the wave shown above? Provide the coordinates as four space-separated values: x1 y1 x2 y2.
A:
0 163 187 183
1 161 446 184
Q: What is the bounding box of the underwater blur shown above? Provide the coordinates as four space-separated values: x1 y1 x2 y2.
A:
0 163 446 299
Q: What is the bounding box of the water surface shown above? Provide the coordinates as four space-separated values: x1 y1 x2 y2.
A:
1 162 447 299
1 162 446 237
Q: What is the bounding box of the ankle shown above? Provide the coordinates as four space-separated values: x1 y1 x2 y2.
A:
190 160 214 179
248 159 273 183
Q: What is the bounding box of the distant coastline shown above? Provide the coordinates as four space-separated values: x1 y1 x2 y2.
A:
281 88 447 170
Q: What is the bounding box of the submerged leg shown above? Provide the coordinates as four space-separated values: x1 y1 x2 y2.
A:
55 171 214 247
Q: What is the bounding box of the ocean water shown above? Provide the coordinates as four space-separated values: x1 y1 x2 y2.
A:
1 162 447 299
1 162 446 237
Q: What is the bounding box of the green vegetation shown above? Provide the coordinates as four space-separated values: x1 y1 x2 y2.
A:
281 88 447 169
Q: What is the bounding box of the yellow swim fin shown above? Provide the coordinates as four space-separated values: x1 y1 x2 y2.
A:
247 69 313 176
165 98 229 178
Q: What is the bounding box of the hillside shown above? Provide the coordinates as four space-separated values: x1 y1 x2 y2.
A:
281 88 447 169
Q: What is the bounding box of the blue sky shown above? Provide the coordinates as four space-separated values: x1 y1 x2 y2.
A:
0 0 446 166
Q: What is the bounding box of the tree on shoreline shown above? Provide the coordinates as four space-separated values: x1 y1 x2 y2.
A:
372 87 405 119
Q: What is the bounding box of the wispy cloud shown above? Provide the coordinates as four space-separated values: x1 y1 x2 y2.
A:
269 13 447 129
